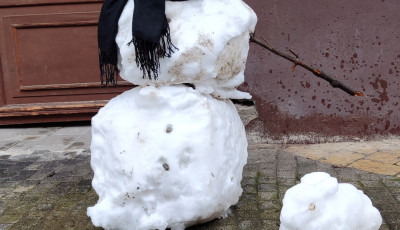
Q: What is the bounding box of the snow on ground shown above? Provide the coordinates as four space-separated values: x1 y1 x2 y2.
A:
116 0 257 99
280 172 382 230
87 85 248 229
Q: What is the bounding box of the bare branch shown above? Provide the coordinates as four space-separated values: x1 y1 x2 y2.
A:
249 35 364 97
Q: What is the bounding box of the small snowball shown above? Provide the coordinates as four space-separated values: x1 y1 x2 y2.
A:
280 172 382 230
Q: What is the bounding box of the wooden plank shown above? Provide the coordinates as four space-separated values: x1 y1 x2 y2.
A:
20 81 132 91
0 57 4 107
0 100 107 114
0 0 103 7
0 113 96 125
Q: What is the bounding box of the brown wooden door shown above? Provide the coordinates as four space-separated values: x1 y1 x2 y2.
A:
0 0 132 125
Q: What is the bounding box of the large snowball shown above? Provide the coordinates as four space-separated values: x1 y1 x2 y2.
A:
87 85 248 229
280 172 382 230
116 0 257 99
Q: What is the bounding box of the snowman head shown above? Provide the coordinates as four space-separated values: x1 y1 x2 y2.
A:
116 0 257 99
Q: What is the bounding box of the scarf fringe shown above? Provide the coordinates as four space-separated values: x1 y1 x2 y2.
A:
99 50 119 87
129 25 177 80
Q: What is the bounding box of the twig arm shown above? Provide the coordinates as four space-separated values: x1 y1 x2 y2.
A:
249 36 364 97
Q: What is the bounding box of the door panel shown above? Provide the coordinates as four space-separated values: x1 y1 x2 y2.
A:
0 1 133 124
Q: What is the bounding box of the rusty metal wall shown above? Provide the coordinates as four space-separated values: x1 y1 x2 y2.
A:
242 0 400 140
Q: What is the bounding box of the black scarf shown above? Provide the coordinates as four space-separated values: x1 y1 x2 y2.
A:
98 0 186 86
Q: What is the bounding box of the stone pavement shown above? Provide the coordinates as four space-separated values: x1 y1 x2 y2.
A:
0 125 399 230
284 139 400 177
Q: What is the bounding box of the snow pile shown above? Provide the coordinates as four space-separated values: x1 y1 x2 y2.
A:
116 0 257 99
280 172 382 230
87 85 248 229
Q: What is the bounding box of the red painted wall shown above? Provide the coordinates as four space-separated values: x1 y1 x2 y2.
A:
242 0 400 140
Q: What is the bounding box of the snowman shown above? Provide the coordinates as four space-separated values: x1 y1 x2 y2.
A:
87 0 257 229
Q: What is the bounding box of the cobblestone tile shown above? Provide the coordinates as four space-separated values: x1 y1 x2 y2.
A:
335 167 361 181
8 216 45 230
47 182 77 195
261 220 280 230
9 170 37 182
380 212 400 230
70 179 93 193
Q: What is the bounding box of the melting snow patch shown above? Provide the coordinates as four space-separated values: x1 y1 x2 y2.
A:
280 172 382 230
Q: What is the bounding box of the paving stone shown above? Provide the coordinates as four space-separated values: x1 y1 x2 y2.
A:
0 214 23 224
261 220 280 230
7 162 33 172
17 127 59 136
67 131 92 151
259 209 280 220
242 184 256 194
350 159 400 176
26 136 80 153
258 200 280 211
47 182 77 195
0 128 24 139
258 175 277 184
321 152 365 166
70 179 93 193
383 178 400 188
258 192 277 201
367 151 400 164
0 156 10 160
9 170 37 182
9 216 45 230
283 145 330 160
12 180 39 193
381 212 400 230
257 184 277 192
238 219 263 229
335 167 361 181
242 171 257 179
51 127 90 136
236 201 258 211
0 224 12 230
379 222 391 230
41 161 62 171
240 193 257 203
0 142 18 152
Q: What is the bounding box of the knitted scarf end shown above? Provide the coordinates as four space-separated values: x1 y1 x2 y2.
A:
129 26 177 80
99 51 119 87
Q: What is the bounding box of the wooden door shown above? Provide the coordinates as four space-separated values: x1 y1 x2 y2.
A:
0 0 132 125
